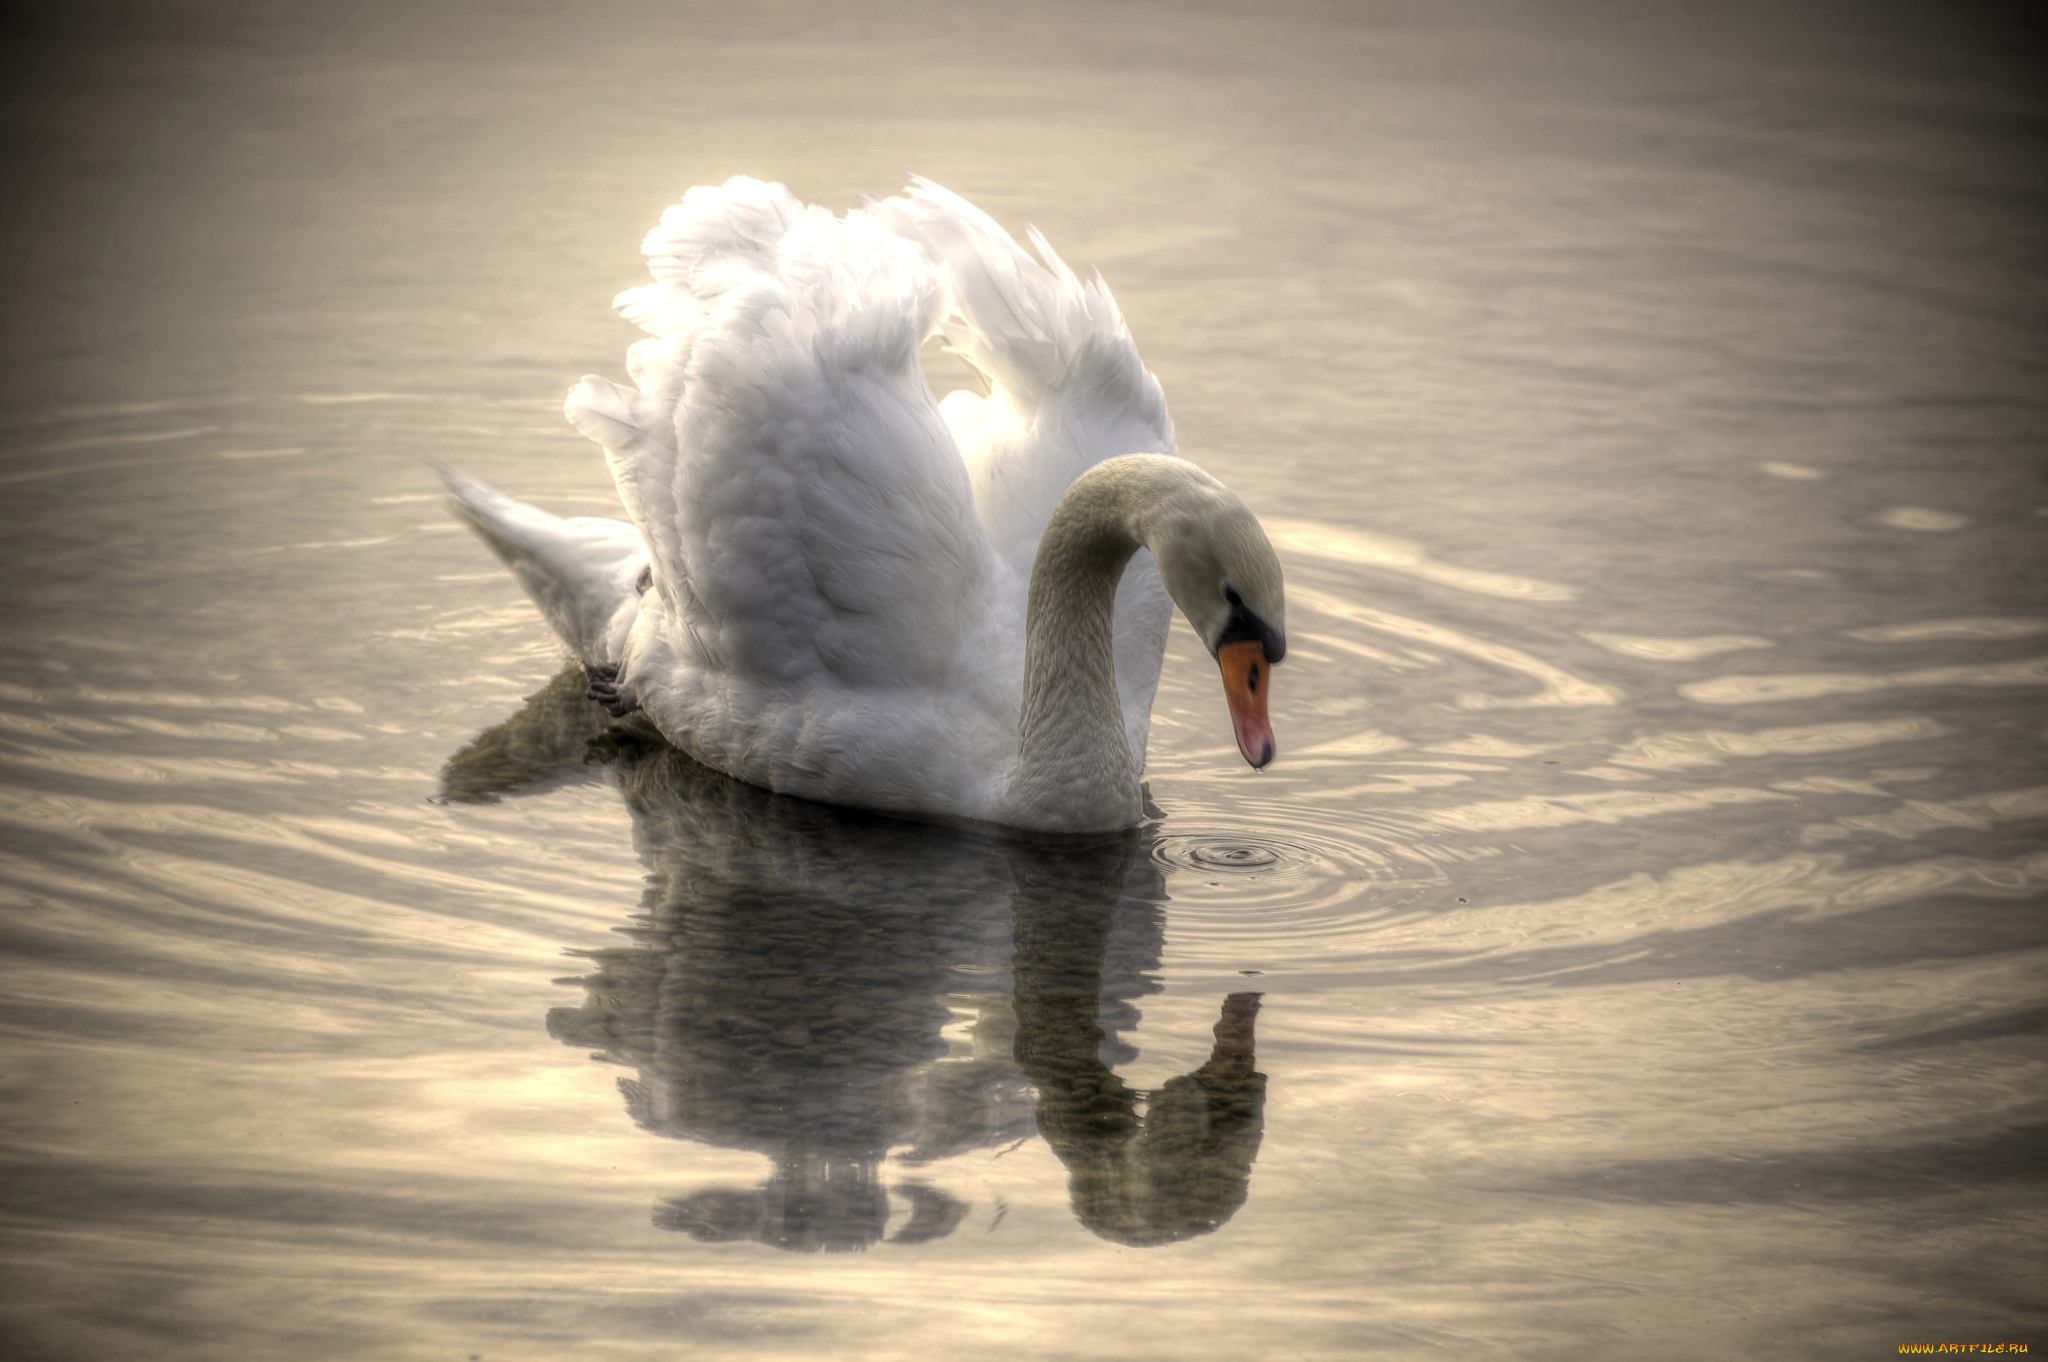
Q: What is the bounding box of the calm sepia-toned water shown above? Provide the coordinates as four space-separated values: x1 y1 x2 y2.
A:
1 2 2043 1357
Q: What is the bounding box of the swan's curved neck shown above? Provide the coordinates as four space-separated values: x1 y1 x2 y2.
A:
1004 458 1178 832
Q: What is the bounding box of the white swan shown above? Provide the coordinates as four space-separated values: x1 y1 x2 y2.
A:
441 177 1285 833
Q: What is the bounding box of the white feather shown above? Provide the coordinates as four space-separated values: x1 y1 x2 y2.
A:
449 177 1196 826
437 464 647 667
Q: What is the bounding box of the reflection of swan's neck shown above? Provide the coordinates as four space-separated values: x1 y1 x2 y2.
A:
1007 836 1267 1246
1007 457 1180 832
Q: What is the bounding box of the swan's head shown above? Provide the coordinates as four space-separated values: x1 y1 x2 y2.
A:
1140 462 1287 770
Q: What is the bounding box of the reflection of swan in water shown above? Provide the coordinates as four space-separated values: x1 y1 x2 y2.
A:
443 669 1266 1249
1010 845 1266 1246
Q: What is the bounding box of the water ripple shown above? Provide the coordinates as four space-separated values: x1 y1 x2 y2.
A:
1291 585 1619 709
1683 656 2048 704
1267 517 1576 602
1604 717 1949 772
1582 632 1775 662
1140 793 1457 963
1843 617 2048 643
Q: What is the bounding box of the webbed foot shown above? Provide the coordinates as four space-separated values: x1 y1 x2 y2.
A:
583 662 640 718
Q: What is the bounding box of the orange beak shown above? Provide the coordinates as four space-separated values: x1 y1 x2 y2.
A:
1218 639 1276 769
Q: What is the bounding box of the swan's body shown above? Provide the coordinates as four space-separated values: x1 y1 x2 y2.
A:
443 178 1284 832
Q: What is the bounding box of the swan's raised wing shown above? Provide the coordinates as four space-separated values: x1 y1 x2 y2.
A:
566 179 995 694
873 179 1176 577
566 178 804 626
875 180 1177 761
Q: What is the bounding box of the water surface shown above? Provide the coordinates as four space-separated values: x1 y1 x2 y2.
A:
1 2 2044 1358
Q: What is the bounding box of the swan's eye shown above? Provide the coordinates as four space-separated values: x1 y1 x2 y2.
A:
1248 662 1260 694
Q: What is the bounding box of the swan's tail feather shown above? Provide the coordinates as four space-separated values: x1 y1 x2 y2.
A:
437 464 650 668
